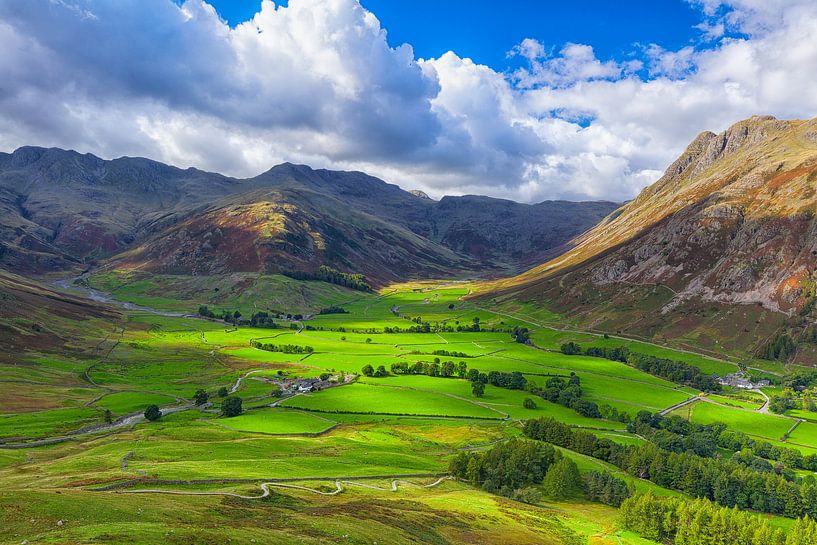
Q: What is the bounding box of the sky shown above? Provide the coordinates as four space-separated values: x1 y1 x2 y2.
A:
0 0 816 202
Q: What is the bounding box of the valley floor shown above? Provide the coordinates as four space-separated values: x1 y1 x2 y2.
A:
0 274 810 544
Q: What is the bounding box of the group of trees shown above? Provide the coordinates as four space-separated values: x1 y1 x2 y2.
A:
527 373 610 420
630 410 817 473
197 307 284 328
449 438 632 506
361 364 388 377
466 369 526 398
388 359 468 378
248 311 279 328
718 428 817 473
317 306 348 315
523 417 817 518
620 493 817 545
283 266 371 292
449 439 558 500
767 369 817 413
385 317 486 334
198 305 243 324
583 470 634 507
627 411 723 458
431 349 471 358
560 343 721 392
251 341 314 354
759 332 797 362
511 326 530 344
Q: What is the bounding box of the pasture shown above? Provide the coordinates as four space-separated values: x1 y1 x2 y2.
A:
4 278 800 545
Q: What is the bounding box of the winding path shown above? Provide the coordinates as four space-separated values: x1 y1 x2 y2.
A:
119 476 453 499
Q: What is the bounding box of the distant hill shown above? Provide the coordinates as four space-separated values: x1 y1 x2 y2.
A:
0 146 617 284
482 115 817 361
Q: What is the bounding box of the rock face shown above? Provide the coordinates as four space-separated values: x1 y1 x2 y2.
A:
0 147 617 283
486 116 817 353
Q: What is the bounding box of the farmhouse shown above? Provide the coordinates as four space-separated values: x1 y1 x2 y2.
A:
717 372 761 390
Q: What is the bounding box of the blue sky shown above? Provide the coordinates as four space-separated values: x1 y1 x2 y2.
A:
210 0 703 70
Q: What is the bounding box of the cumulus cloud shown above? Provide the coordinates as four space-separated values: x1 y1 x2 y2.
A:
0 0 816 202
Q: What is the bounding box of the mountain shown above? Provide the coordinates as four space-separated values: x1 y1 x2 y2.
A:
0 146 617 284
483 116 817 360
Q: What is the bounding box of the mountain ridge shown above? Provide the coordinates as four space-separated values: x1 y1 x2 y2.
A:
0 145 617 283
481 114 817 359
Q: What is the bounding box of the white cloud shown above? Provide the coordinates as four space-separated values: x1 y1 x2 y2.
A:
0 0 816 203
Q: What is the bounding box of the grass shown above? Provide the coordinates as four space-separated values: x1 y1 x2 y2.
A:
92 391 179 416
214 409 336 435
673 400 797 442
1 276 806 545
280 383 504 419
0 407 101 440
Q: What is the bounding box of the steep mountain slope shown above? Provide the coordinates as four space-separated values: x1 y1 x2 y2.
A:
0 147 617 283
0 270 120 363
484 116 817 359
0 146 242 273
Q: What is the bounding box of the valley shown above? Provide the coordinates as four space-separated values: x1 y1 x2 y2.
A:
2 268 816 544
4 118 817 544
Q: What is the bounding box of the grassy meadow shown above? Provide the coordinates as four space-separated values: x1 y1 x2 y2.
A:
0 276 809 544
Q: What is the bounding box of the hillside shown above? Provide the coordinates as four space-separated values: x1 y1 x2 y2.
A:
483 115 817 360
0 270 120 363
0 147 616 283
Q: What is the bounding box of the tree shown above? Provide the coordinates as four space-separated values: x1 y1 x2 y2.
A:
542 458 581 499
560 342 582 355
374 365 388 377
472 381 485 398
512 327 530 344
319 373 331 381
193 389 209 406
144 404 162 421
523 398 537 410
103 409 113 423
217 386 229 397
361 364 374 377
221 396 243 417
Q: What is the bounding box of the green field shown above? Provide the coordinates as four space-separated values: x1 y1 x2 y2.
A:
281 383 504 419
213 409 337 435
2 276 811 545
673 400 800 443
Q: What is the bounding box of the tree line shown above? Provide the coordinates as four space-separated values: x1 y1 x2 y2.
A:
251 341 314 354
523 416 817 518
621 492 817 545
560 342 721 391
283 265 371 291
388 359 468 378
317 306 348 315
197 307 282 328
